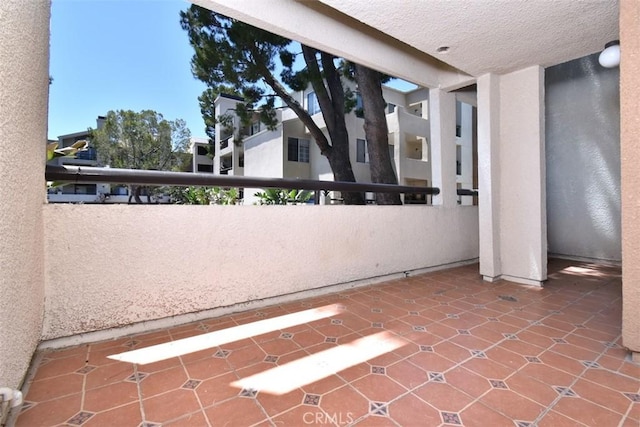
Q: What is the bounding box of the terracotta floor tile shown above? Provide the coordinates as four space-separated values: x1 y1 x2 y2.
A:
290 328 326 348
445 366 492 398
505 371 560 407
32 354 87 380
537 349 587 376
300 374 347 396
385 360 430 390
350 374 406 403
140 365 188 399
480 389 545 421
458 401 515 427
24 373 84 402
581 368 640 392
41 344 89 360
413 382 474 412
484 346 528 371
537 409 590 426
271 404 334 427
255 387 305 417
196 371 243 408
572 378 635 415
162 410 210 426
387 393 440 426
407 350 456 373
83 381 139 413
83 402 142 427
257 337 300 357
462 357 515 380
351 414 397 426
552 395 623 427
317 385 370 423
142 388 201 424
84 361 134 390
183 354 233 380
14 393 82 427
204 396 268 427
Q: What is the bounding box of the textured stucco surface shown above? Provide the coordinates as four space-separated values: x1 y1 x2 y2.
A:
546 54 621 262
42 204 478 339
499 67 547 283
0 1 49 388
621 0 640 353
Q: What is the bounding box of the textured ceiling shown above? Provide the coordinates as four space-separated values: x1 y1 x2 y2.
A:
318 0 619 76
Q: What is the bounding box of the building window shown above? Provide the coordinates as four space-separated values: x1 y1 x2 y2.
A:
250 121 261 135
288 137 310 163
387 103 396 114
307 92 320 115
355 93 364 118
197 164 213 173
356 138 368 163
197 145 208 156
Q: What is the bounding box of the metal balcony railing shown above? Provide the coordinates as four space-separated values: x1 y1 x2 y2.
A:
45 165 444 197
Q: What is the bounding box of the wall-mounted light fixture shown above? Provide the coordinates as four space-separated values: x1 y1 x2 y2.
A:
598 40 620 68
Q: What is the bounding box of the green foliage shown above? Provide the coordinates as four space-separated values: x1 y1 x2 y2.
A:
254 188 312 205
90 110 191 171
173 186 241 205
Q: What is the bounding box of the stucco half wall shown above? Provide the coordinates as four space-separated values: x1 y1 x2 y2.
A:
42 204 479 340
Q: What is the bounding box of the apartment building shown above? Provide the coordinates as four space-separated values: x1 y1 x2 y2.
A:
198 86 476 205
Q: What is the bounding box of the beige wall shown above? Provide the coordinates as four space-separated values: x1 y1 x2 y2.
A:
620 0 640 355
42 204 479 340
0 1 49 388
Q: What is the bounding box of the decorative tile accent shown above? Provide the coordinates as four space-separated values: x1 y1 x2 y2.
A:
489 379 508 389
447 314 459 319
553 386 578 397
574 324 586 328
264 355 279 363
370 402 388 416
371 308 382 313
67 411 94 425
471 350 487 358
405 299 416 304
499 295 518 302
325 337 337 343
300 302 311 307
371 366 386 375
372 322 383 328
419 345 433 352
255 312 266 318
474 304 486 309
412 326 426 332
428 372 445 383
623 393 640 403
331 319 343 325
503 333 518 340
303 394 321 406
529 320 542 326
280 332 294 339
525 356 542 363
214 349 230 358
440 302 450 306
126 372 147 382
434 290 446 295
409 311 419 315
458 329 471 335
140 423 160 427
604 341 619 348
196 324 209 331
441 411 462 425
488 317 499 322
515 421 532 427
552 338 568 344
581 361 600 368
182 379 201 390
75 365 96 374
239 388 258 398
372 297 381 302
550 310 562 315
124 340 139 348
337 304 347 310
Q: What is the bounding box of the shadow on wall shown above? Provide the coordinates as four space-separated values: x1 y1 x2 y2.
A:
545 52 621 262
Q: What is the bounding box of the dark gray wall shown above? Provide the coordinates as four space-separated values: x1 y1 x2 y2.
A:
545 53 621 262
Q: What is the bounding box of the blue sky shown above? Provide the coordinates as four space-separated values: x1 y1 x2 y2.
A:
49 0 207 139
48 0 417 141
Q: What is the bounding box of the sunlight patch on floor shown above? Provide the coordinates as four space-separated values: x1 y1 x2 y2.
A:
230 331 407 395
108 304 343 364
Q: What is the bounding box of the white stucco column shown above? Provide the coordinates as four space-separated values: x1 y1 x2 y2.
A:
477 74 502 280
0 0 49 388
477 68 547 286
429 89 457 207
458 101 474 205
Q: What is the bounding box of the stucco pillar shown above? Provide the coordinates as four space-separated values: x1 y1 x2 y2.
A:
499 66 547 286
0 0 49 388
620 0 640 359
477 74 502 280
458 101 474 206
429 88 457 207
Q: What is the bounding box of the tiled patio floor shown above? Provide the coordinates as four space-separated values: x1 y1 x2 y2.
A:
14 259 639 426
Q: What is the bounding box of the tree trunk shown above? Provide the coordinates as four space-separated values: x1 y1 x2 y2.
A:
354 64 402 205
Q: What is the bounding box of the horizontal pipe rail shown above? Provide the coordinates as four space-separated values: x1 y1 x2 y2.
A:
46 165 441 195
456 189 478 197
